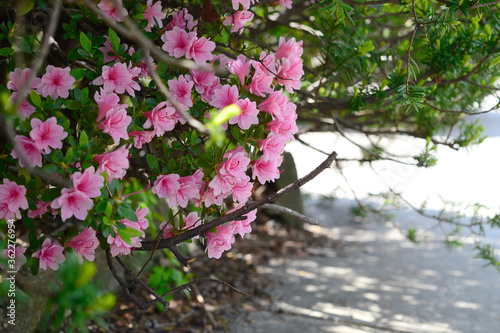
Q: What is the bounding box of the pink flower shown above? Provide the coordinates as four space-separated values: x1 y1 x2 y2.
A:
133 206 150 232
277 55 304 93
251 155 283 184
129 131 155 148
72 166 105 198
98 107 132 145
11 135 43 168
7 68 42 92
258 133 288 160
267 102 298 140
258 89 288 119
161 27 196 58
228 205 257 237
188 69 219 95
0 179 28 220
93 63 139 96
10 92 36 120
99 36 121 62
152 174 181 199
143 101 178 136
28 201 51 218
185 37 216 63
107 232 141 257
231 0 257 10
223 10 254 34
160 221 176 238
278 0 293 10
51 188 94 221
32 238 65 271
97 0 128 22
67 227 99 264
231 176 253 202
2 245 26 271
228 55 252 85
209 84 239 110
203 187 225 207
94 145 130 181
30 117 68 154
40 66 75 99
206 224 236 259
183 211 202 230
275 37 303 60
230 98 259 130
168 75 194 108
167 8 197 30
169 175 201 208
144 0 166 31
94 89 128 123
247 67 274 97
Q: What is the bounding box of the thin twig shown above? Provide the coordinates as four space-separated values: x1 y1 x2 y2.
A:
261 203 320 225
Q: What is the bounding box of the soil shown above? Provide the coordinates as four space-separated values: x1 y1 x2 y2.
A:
87 218 343 333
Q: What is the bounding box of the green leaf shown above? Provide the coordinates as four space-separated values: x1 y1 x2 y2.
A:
80 130 89 150
64 99 80 110
105 201 113 218
41 187 61 202
95 200 108 213
30 90 41 107
79 32 92 53
70 68 85 81
108 28 120 52
117 204 138 222
118 227 143 246
0 47 14 56
147 154 160 174
42 164 59 174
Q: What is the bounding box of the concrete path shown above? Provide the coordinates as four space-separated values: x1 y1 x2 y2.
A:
230 198 500 333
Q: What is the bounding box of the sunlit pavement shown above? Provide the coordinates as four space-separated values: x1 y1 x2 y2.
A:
232 113 500 332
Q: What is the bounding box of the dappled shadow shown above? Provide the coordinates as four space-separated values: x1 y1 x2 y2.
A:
237 198 500 333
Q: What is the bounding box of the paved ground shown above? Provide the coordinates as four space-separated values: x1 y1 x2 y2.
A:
230 198 500 333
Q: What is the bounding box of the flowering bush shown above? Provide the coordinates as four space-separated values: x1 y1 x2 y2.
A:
0 0 316 308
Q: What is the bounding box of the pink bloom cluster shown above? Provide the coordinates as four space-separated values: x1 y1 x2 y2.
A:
67 227 99 263
0 179 28 219
32 238 65 271
152 169 204 208
94 145 130 181
107 207 149 257
7 68 42 119
206 207 257 259
159 211 201 239
51 166 104 221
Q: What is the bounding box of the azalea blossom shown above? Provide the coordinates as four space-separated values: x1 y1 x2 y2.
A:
143 101 178 136
228 55 252 85
275 37 303 60
0 179 28 220
227 205 257 237
32 238 66 271
28 201 51 218
30 117 68 154
152 173 180 199
209 84 239 110
247 67 274 97
10 92 36 120
67 227 99 264
223 10 254 34
230 98 259 130
277 55 304 93
72 166 105 198
168 75 194 108
251 155 283 184
167 8 197 30
129 131 155 148
258 89 288 119
7 68 42 93
93 63 139 96
206 224 236 259
143 0 166 31
231 0 258 10
258 133 288 160
97 0 128 22
94 145 130 181
161 27 196 58
94 89 128 123
11 135 43 168
97 107 132 145
51 188 94 221
185 37 216 63
99 36 121 62
39 66 75 100
107 231 141 257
